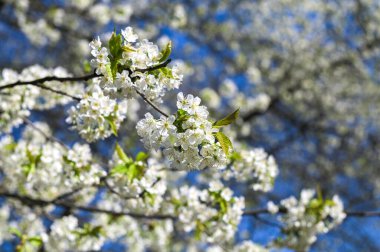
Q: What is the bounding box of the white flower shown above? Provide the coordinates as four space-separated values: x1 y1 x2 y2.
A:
209 181 224 192
66 85 127 142
274 189 346 251
267 201 279 214
121 27 138 43
137 93 229 170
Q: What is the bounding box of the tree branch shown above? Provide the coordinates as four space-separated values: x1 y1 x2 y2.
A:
0 190 175 220
0 72 98 91
243 208 380 218
0 60 172 117
135 90 169 117
1 189 378 222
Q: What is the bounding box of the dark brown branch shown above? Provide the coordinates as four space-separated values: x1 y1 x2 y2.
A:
0 72 98 91
243 208 380 218
23 118 68 148
0 191 174 220
134 59 172 73
0 60 172 117
36 84 82 101
1 189 378 221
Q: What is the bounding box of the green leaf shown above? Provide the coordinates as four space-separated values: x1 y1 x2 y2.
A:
115 143 130 163
83 60 92 73
144 191 156 206
9 227 22 238
215 132 233 155
105 116 118 136
173 109 190 133
324 199 336 207
110 163 128 175
108 32 123 79
213 108 240 128
229 151 242 161
159 67 174 78
27 236 43 247
105 64 113 81
157 41 172 63
74 224 104 239
126 163 144 183
109 32 123 59
195 221 206 241
4 142 16 152
122 44 136 52
22 163 35 178
135 151 149 162
110 60 120 80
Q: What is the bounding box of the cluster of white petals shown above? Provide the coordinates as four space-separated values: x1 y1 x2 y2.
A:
91 214 174 251
223 147 278 192
67 27 183 142
164 181 244 243
90 27 182 102
267 189 346 251
0 16 355 250
44 215 105 251
0 205 12 244
0 66 83 132
0 122 105 200
103 151 167 213
66 85 128 142
137 92 228 170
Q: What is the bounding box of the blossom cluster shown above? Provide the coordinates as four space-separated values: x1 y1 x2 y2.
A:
137 92 230 170
0 122 105 200
102 145 167 213
66 85 128 142
0 66 83 132
67 27 183 142
267 189 346 251
43 215 106 251
90 26 182 102
223 147 278 192
164 181 244 243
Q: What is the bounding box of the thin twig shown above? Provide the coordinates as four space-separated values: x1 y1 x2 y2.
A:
23 118 68 149
37 84 81 101
251 214 283 228
135 90 169 117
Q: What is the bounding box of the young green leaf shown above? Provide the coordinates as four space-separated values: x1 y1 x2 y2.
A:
215 132 233 155
115 143 130 163
83 60 92 73
28 236 43 247
105 117 118 136
126 163 144 183
213 108 240 128
108 32 123 59
158 41 172 63
135 151 149 162
122 44 136 52
173 109 190 133
9 227 22 238
108 32 123 79
110 163 128 176
229 151 242 162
